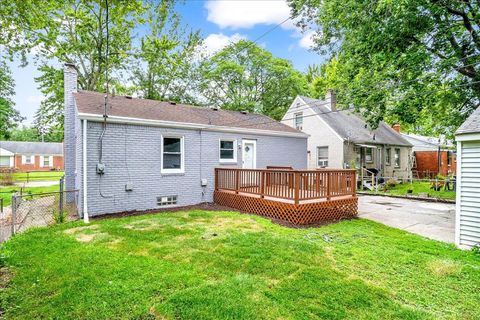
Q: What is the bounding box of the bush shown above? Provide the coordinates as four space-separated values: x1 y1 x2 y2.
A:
472 245 480 255
386 178 398 187
0 169 15 186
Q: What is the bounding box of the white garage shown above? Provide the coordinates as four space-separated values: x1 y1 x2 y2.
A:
455 107 480 248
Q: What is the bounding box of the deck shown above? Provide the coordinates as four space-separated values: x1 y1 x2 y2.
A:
214 168 358 225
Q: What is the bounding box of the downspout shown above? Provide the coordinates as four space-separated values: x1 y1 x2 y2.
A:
83 119 89 223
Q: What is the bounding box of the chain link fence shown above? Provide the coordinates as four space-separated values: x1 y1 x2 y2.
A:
0 186 79 242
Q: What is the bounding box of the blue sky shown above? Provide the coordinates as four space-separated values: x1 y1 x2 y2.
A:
8 0 324 124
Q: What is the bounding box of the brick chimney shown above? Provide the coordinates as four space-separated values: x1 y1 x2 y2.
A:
325 89 337 111
64 63 78 194
392 123 401 133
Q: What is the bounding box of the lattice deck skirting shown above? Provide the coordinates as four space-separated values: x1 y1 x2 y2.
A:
214 191 358 225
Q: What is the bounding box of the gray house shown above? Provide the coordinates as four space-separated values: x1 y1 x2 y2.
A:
281 92 412 187
63 64 308 218
455 106 480 248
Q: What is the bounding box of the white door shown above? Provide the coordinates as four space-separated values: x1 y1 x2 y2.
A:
242 140 256 169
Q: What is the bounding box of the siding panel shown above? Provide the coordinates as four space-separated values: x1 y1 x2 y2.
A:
458 141 480 248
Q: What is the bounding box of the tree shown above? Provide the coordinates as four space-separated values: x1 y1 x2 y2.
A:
0 61 22 139
199 40 308 120
0 0 147 136
289 0 480 136
131 1 203 104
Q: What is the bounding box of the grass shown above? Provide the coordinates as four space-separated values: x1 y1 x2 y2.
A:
12 171 64 182
370 181 456 200
0 184 60 207
1 211 479 319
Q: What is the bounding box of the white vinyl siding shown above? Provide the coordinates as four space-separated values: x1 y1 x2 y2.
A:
458 141 480 247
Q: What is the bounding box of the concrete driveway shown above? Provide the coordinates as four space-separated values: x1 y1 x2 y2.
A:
358 195 455 243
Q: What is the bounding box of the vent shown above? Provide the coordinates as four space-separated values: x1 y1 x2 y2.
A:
125 95 133 99
157 195 178 206
211 106 219 111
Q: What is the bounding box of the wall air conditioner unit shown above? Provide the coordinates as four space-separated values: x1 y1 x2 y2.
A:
318 160 328 167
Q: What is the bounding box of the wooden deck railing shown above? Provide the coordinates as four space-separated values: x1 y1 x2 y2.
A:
215 168 356 204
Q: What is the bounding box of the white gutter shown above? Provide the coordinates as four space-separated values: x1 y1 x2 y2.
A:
83 119 89 223
78 112 309 139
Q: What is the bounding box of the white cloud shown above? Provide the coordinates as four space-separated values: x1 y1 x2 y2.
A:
205 0 295 30
299 31 316 49
202 33 246 55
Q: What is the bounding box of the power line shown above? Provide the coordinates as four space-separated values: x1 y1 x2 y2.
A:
225 79 480 130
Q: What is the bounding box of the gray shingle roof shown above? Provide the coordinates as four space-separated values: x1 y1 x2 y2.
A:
0 141 63 155
401 133 453 151
299 96 412 147
75 91 303 135
456 106 480 135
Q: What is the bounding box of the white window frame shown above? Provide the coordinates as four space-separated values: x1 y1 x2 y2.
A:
317 146 329 168
22 155 34 165
294 112 303 130
365 148 373 163
219 139 237 163
40 155 53 168
394 148 401 168
385 148 391 166
161 135 185 174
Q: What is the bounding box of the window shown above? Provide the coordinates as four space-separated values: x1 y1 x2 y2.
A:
24 155 34 165
43 156 50 167
294 112 303 130
394 148 401 167
317 146 328 167
219 139 237 163
447 151 453 166
385 148 391 166
0 156 10 167
365 148 373 163
157 195 177 206
161 136 184 173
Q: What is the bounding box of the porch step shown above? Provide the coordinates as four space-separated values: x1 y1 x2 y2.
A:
362 181 374 191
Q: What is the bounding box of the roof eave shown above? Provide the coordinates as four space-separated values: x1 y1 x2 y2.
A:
78 113 309 139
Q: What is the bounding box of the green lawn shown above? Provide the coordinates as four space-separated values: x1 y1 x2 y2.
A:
0 184 60 207
371 181 456 200
1 211 479 319
12 171 64 182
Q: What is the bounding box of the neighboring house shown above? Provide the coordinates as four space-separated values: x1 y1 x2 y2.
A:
0 141 64 171
398 129 457 178
63 64 308 218
281 92 413 184
455 107 480 249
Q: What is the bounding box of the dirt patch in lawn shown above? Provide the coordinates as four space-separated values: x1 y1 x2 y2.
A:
123 219 162 231
63 225 111 243
427 259 462 276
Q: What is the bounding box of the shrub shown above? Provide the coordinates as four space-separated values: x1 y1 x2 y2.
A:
0 169 15 186
386 178 398 187
472 245 480 255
